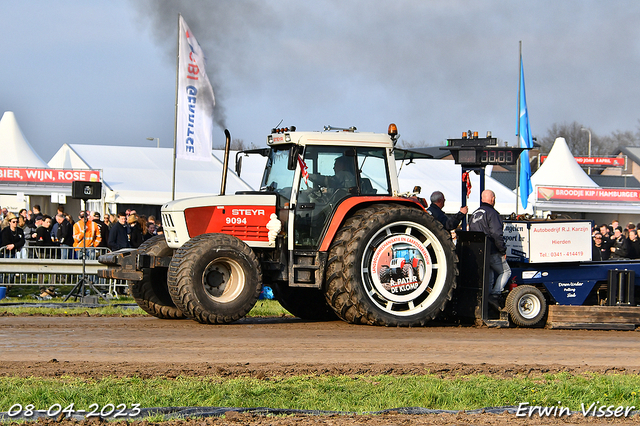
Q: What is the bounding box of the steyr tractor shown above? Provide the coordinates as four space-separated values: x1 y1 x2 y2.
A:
98 124 458 326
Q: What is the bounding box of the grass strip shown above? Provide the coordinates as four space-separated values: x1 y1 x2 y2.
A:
1 373 639 413
0 298 289 318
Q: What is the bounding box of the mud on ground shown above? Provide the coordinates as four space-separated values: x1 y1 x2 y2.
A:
0 360 637 380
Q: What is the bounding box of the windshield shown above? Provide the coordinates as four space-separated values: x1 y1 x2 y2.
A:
261 147 295 200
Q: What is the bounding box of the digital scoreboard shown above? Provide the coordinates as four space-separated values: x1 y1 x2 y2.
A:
454 147 521 166
443 133 526 167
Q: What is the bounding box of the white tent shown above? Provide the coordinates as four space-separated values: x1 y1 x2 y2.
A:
48 144 267 206
0 111 48 168
531 137 598 190
526 137 612 214
397 159 518 216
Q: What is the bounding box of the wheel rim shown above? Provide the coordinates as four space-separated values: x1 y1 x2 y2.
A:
517 294 541 319
202 257 246 303
361 221 448 317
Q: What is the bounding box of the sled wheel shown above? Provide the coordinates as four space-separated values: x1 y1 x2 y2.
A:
129 235 184 319
271 283 338 321
325 204 457 326
167 233 262 324
506 285 547 327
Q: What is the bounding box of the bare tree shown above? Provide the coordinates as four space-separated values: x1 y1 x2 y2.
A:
538 121 613 157
537 121 637 156
397 139 429 148
539 122 586 154
600 130 640 154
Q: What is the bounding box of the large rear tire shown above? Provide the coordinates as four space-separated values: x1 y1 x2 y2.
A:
271 283 338 321
129 235 184 319
325 204 457 326
167 233 262 324
506 285 547 327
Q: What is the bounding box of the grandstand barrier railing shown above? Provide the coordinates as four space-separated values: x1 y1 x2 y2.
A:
0 246 127 298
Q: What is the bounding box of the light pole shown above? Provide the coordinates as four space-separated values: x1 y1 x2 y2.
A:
581 128 591 175
146 137 159 148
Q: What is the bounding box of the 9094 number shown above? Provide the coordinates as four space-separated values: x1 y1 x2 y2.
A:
225 217 247 225
7 403 141 418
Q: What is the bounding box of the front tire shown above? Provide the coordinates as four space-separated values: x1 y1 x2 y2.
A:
325 204 457 326
129 235 184 319
167 233 262 324
505 285 547 327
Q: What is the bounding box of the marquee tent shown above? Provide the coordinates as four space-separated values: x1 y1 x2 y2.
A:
0 111 77 213
519 137 640 214
510 136 597 213
531 137 598 190
0 111 48 168
529 137 599 212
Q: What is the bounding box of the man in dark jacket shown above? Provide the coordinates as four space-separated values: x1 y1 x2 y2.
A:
24 215 41 247
599 224 613 253
55 213 74 259
610 226 631 259
35 215 53 246
427 191 468 231
108 212 130 251
628 229 640 259
1 215 26 258
469 190 511 309
93 212 110 249
35 215 54 259
592 233 610 261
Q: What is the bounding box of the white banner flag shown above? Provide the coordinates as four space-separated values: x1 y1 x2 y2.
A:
176 15 215 162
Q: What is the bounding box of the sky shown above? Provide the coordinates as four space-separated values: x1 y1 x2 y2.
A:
2 0 640 162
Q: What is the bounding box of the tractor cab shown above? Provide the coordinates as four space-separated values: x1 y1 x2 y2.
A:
239 126 397 251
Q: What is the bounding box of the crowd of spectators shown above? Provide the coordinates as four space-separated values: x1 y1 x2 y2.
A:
0 205 163 258
592 220 640 261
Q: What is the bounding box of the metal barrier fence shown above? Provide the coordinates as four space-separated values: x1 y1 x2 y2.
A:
0 246 127 298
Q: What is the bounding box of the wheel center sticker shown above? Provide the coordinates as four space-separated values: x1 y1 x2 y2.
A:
369 234 432 303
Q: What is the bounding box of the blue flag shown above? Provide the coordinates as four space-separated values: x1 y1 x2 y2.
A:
518 57 533 208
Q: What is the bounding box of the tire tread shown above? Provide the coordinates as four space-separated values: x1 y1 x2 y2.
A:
130 235 184 319
167 233 262 324
325 204 458 326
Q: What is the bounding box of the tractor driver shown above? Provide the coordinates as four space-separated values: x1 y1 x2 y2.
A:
308 155 357 195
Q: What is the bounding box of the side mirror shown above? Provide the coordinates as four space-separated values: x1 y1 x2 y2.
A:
287 146 300 170
235 156 243 176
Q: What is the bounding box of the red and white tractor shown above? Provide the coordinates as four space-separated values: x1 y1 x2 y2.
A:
99 124 457 326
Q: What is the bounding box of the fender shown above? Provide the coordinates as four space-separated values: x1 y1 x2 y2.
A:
318 196 428 252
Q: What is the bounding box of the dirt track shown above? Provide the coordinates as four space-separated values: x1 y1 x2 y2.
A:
2 316 640 367
2 316 640 425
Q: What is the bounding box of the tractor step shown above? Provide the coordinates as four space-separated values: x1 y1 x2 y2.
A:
289 250 326 288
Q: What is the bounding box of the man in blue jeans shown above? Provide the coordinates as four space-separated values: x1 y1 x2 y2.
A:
55 213 73 259
469 189 511 310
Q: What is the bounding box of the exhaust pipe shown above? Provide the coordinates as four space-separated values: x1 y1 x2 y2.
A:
220 129 231 195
